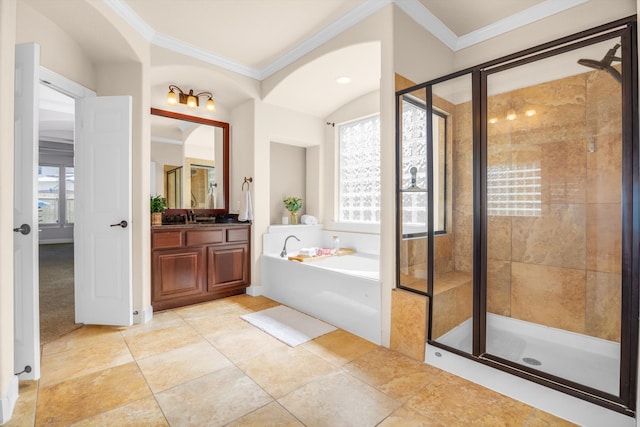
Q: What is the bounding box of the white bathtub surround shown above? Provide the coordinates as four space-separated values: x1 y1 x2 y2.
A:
262 225 381 344
262 253 380 344
263 224 380 256
427 314 630 427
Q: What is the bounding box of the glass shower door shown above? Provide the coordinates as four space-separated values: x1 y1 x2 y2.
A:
484 37 623 396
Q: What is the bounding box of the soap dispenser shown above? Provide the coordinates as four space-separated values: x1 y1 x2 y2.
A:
332 235 340 255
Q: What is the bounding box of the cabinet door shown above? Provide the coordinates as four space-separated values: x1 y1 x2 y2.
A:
152 248 205 302
207 244 249 292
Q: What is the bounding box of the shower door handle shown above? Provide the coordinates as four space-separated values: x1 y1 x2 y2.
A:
13 224 31 235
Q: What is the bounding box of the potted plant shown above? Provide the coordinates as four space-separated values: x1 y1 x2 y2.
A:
283 196 303 225
150 195 167 226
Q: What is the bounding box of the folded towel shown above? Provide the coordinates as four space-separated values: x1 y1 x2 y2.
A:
205 191 215 209
301 214 318 225
238 190 253 222
299 248 317 257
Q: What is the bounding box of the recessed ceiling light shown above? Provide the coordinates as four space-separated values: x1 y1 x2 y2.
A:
336 76 352 84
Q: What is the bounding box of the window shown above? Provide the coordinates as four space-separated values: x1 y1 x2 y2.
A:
400 97 447 236
338 115 380 223
38 164 74 226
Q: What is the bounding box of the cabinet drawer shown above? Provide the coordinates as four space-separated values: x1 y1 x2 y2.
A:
227 228 249 242
186 229 224 246
152 231 183 249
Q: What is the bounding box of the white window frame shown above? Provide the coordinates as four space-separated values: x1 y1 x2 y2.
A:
333 113 381 233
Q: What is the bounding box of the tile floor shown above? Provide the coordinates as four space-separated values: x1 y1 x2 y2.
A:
7 295 576 426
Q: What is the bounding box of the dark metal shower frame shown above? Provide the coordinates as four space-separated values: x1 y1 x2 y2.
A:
395 15 638 416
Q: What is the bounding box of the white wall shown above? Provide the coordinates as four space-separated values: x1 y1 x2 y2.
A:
0 0 16 420
16 1 95 91
393 6 455 85
270 142 306 225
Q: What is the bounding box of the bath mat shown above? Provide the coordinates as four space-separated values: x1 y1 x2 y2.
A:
240 305 337 347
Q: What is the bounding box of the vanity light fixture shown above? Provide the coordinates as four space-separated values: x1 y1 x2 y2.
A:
167 85 216 112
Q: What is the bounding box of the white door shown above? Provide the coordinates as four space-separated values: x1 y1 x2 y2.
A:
14 43 40 381
74 96 133 326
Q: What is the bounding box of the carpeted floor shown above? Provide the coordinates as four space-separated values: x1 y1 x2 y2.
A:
39 243 81 344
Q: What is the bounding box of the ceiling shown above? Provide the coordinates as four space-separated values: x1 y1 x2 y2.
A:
32 0 594 140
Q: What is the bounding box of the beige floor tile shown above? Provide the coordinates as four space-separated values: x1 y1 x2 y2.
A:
173 299 242 320
3 381 38 427
205 319 289 363
526 409 578 426
123 323 206 359
174 295 276 321
344 347 442 402
278 371 401 426
181 309 249 337
377 405 444 426
120 311 188 338
238 345 338 398
40 337 133 387
35 362 151 426
41 325 124 356
137 341 232 392
70 396 169 426
404 371 534 426
302 329 378 366
155 366 273 427
226 402 303 426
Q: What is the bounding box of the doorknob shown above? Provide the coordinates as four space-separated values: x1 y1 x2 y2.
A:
110 220 128 228
13 224 31 235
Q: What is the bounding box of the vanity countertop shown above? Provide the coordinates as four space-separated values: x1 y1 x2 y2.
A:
152 222 250 229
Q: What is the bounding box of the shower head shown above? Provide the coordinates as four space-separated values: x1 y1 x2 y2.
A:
577 43 622 83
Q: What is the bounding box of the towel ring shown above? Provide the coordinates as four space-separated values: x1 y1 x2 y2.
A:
242 177 253 190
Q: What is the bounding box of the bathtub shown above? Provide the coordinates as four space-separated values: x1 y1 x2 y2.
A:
261 252 381 344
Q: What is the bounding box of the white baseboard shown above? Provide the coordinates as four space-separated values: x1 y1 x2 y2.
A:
0 375 19 424
246 284 263 296
133 305 153 324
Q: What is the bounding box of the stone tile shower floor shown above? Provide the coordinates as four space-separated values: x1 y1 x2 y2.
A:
7 295 577 426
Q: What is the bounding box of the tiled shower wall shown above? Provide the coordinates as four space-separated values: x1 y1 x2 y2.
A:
450 69 623 342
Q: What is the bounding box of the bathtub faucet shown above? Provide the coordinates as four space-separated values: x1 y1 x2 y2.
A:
281 235 301 258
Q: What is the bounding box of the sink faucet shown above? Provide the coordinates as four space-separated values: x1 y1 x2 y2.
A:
281 235 300 258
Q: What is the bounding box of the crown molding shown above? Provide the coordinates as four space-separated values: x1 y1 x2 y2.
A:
259 0 393 80
455 0 590 50
103 0 155 41
393 0 458 50
103 0 591 80
152 32 262 80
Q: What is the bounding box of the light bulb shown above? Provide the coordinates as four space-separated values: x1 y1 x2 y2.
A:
206 98 216 112
187 95 197 108
167 90 178 105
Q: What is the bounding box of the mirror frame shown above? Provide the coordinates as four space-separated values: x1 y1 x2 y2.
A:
151 107 230 214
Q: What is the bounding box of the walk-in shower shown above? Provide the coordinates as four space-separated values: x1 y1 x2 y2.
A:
396 16 638 422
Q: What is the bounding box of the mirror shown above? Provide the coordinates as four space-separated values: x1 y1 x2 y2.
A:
150 108 229 213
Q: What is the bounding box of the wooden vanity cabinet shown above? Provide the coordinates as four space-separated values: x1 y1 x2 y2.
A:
151 224 250 311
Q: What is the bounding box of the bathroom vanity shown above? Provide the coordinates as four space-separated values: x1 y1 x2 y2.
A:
151 223 251 311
